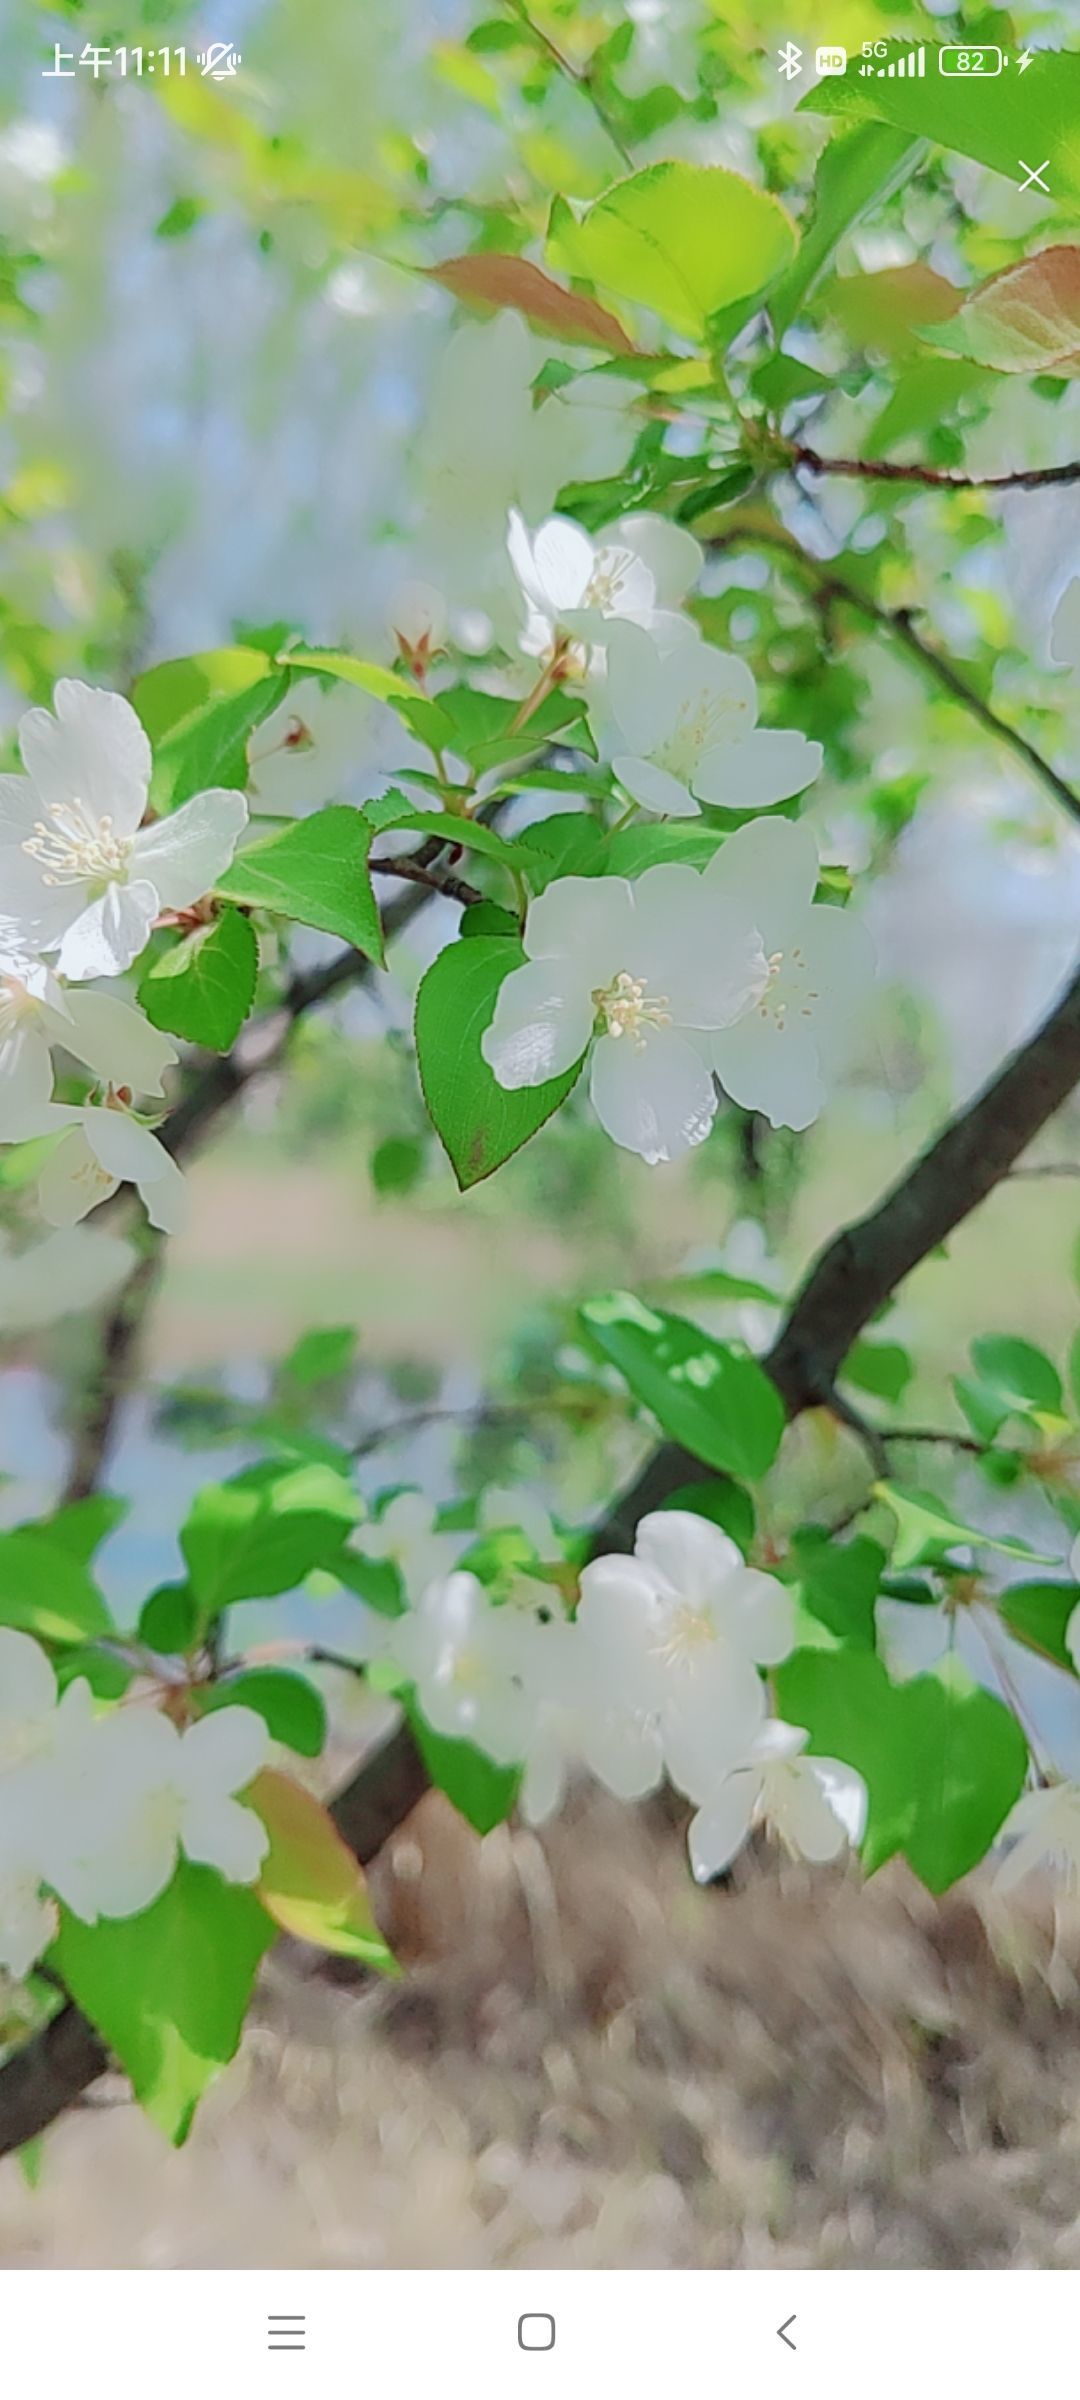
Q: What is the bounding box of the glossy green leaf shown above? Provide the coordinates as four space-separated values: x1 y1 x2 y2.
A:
216 807 385 963
875 1482 1055 1570
408 1703 521 1835
149 673 287 814
140 907 259 1052
0 1531 112 1644
770 121 921 335
776 1649 1028 1892
203 1669 327 1757
415 934 583 1189
251 1769 395 1967
997 1581 1079 1675
51 1863 275 2144
969 1333 1063 1416
180 1460 362 1614
581 1291 784 1482
547 163 797 341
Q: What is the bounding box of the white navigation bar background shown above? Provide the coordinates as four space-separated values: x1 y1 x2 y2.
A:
2 2268 1070 2397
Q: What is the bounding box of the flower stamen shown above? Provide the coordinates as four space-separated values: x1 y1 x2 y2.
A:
592 969 672 1051
22 800 130 889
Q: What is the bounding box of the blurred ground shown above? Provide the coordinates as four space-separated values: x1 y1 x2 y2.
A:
5 1785 1080 2270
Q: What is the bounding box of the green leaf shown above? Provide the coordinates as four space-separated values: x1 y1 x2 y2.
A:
180 1460 362 1614
770 121 921 336
203 1669 327 1757
371 1135 424 1197
149 673 287 814
546 163 797 342
874 1481 1055 1570
250 1768 396 1969
415 934 583 1189
407 1703 521 1835
27 1495 127 1565
581 1291 784 1482
792 1529 884 1650
216 807 385 963
281 1325 357 1387
841 1338 913 1404
800 45 1080 209
51 1863 275 2145
953 1373 1010 1445
138 1582 200 1656
969 1333 1063 1417
133 647 278 745
278 649 456 751
139 907 258 1052
775 1649 1028 1893
997 1581 1079 1675
0 1531 113 1644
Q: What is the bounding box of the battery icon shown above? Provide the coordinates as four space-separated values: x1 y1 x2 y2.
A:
939 43 1004 75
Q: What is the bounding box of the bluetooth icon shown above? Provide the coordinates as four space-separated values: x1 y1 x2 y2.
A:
777 41 804 79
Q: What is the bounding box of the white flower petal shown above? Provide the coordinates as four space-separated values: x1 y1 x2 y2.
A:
693 729 823 812
630 866 768 1029
633 1510 742 1606
18 680 151 837
37 1127 119 1226
181 1794 269 1884
0 1024 53 1137
523 872 636 975
605 514 702 608
588 1024 717 1163
56 882 159 980
133 788 248 910
0 1627 57 1734
81 1110 187 1233
687 1772 759 1881
49 990 178 1097
178 1706 269 1803
614 755 700 818
703 814 820 946
711 1009 826 1132
481 956 594 1088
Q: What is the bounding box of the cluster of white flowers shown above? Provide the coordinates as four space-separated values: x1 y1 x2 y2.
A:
349 1505 867 1881
0 1629 269 1982
481 508 874 1157
0 678 247 1234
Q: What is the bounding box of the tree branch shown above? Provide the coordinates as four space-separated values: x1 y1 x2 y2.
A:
791 443 1080 495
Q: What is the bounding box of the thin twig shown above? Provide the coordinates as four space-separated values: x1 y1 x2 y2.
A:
708 510 1080 828
792 443 1080 495
369 857 483 908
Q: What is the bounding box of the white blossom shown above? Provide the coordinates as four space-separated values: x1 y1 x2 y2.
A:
577 1510 794 1798
995 1782 1080 1895
514 1606 663 1826
394 1570 532 1760
507 508 702 664
481 864 767 1164
28 1100 187 1233
352 1488 464 1602
600 622 823 819
687 1721 868 1883
0 929 178 1138
68 1704 271 1920
0 680 248 978
703 817 875 1131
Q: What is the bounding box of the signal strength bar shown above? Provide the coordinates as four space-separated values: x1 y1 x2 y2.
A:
859 46 926 76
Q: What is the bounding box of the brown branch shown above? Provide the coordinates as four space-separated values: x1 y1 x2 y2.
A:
791 443 1080 495
369 856 483 907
